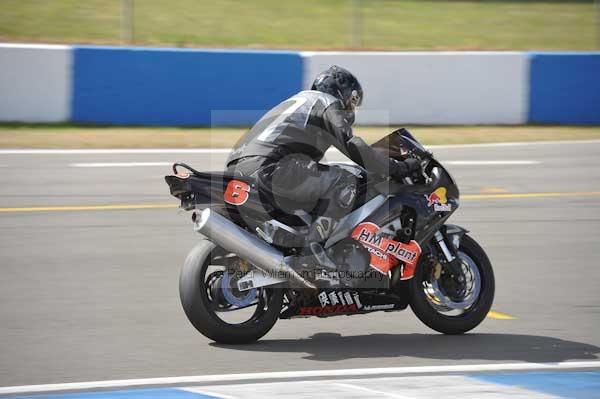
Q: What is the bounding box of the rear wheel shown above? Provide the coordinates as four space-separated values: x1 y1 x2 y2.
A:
409 234 495 334
179 240 284 344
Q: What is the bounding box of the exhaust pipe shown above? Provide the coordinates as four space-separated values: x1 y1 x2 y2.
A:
193 208 316 289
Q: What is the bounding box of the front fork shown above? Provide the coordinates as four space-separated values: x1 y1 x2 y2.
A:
433 225 468 276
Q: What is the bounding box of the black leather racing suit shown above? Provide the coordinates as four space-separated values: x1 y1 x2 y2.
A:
226 90 413 227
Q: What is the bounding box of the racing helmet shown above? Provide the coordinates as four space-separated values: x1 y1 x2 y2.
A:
311 65 363 112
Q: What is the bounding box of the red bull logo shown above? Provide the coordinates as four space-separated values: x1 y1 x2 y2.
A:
425 187 452 212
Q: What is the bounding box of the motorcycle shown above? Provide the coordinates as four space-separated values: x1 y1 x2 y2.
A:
165 128 495 344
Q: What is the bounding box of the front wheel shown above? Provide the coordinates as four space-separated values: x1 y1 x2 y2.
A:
409 233 495 334
179 240 284 344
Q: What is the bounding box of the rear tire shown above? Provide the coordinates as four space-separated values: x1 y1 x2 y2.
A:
179 240 283 344
409 234 495 334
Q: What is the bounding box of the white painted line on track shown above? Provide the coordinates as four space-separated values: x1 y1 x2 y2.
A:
0 149 232 155
1 361 599 395
334 382 413 399
318 159 543 168
445 160 540 166
1 139 599 155
427 139 600 149
50 159 539 168
70 162 172 168
189 375 557 399
184 388 237 399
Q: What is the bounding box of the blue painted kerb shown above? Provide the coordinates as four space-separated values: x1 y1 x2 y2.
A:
475 371 600 399
71 46 304 126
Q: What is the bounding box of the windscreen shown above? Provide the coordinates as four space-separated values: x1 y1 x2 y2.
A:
371 128 429 159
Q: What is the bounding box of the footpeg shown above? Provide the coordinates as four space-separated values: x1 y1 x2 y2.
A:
310 242 337 271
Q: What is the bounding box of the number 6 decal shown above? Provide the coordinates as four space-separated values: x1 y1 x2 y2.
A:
224 180 250 206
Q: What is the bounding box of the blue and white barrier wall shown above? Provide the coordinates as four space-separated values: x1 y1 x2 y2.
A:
1 44 598 125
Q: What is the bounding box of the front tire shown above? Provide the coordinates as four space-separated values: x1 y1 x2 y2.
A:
179 240 283 344
409 234 495 334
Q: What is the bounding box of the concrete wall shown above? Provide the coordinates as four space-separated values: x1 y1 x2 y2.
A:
303 51 529 125
0 44 71 122
0 44 598 126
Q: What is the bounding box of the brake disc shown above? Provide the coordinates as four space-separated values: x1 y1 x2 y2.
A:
428 252 481 311
219 269 258 308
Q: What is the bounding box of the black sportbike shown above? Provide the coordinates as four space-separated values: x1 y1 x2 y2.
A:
165 129 494 344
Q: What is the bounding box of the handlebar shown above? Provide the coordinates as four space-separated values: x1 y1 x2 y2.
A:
374 165 442 196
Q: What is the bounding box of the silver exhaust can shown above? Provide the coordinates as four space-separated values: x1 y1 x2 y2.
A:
194 208 316 289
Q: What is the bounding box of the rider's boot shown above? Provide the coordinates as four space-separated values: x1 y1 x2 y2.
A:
303 216 339 271
307 216 338 243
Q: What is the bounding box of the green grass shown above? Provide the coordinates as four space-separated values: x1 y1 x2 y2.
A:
0 0 596 50
0 124 599 148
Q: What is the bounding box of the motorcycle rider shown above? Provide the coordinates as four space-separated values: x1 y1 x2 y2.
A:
226 65 421 248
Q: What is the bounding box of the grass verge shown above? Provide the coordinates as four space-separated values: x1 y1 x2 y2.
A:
0 0 596 50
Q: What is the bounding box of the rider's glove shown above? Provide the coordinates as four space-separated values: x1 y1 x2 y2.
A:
404 158 422 174
390 157 421 180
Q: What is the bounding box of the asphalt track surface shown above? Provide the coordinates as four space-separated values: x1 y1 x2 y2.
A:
1 140 599 387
